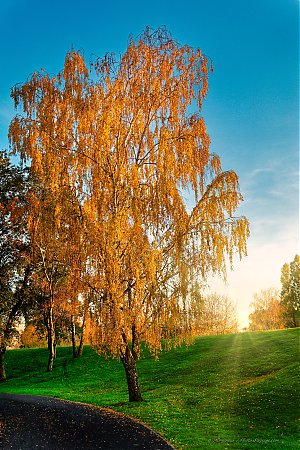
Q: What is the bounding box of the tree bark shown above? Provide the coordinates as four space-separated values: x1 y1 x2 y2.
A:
71 316 77 358
0 345 6 382
47 305 56 372
77 311 86 357
120 334 142 402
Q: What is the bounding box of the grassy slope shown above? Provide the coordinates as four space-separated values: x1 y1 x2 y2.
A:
0 329 299 450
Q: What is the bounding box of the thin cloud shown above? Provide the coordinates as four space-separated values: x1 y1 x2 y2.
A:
247 167 274 178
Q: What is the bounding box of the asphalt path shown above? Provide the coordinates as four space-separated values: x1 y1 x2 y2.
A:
0 393 176 449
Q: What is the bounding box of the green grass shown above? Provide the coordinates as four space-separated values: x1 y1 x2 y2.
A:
1 329 299 449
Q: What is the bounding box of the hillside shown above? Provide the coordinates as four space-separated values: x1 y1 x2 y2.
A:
1 329 299 449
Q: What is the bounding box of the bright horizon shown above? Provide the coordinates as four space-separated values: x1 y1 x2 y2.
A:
0 1 298 328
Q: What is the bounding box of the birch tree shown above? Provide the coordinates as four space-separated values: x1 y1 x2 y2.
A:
9 27 249 400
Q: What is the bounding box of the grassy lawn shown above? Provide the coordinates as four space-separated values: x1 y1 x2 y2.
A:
1 328 299 449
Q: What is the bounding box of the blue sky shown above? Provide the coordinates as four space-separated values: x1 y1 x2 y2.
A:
0 0 298 326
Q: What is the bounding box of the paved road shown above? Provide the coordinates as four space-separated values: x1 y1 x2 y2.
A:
0 393 175 449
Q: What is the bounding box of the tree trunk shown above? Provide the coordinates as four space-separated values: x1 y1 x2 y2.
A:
47 306 56 372
77 312 86 357
71 316 77 358
120 335 142 402
0 345 6 382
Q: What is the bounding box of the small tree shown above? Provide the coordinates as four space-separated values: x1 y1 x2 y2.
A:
190 292 238 335
9 27 249 400
0 151 32 381
20 323 47 348
21 179 87 371
249 288 284 331
280 255 300 328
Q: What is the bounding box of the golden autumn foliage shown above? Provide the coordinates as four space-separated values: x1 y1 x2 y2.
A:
20 324 47 348
9 28 249 400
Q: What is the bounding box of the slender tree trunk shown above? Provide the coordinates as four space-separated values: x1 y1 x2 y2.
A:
120 334 142 402
47 305 56 372
71 316 77 358
0 345 6 382
77 311 86 357
47 325 52 351
44 310 51 351
77 334 84 357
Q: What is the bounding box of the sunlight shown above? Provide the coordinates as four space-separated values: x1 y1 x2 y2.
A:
237 311 249 331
